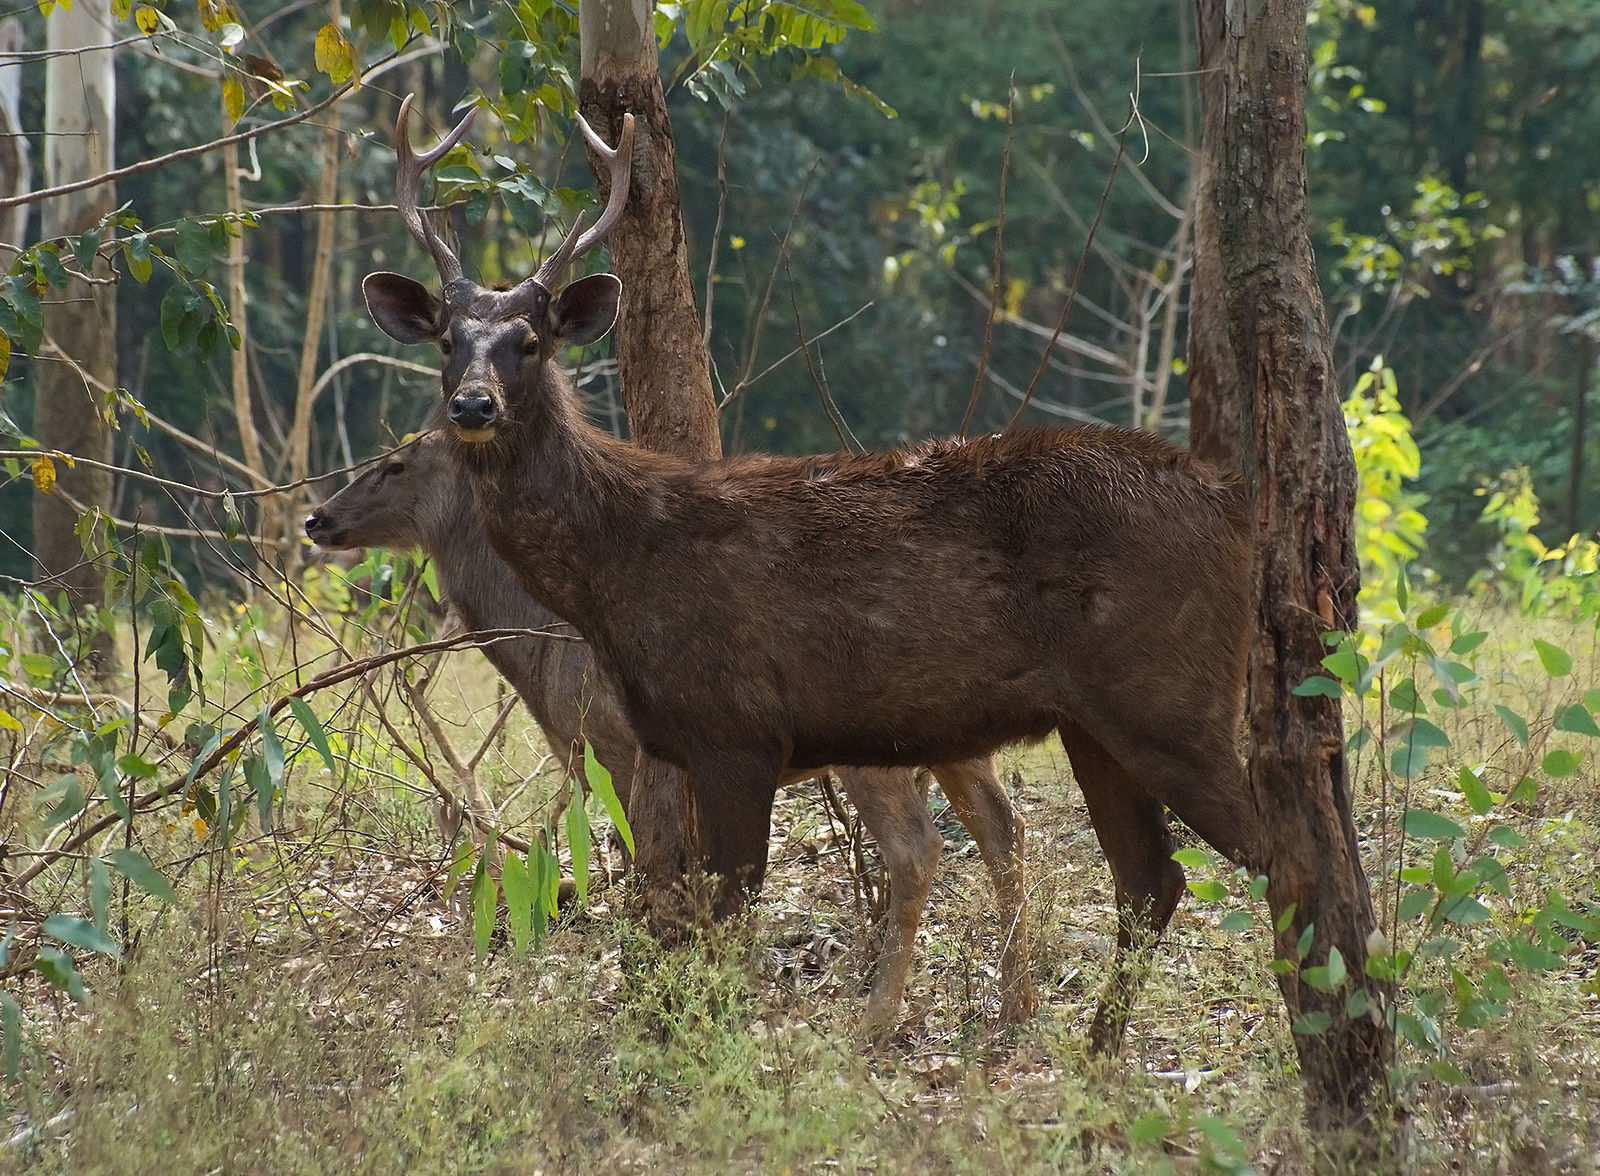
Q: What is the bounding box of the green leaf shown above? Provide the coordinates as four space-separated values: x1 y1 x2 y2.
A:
501 850 532 955
1187 878 1228 902
34 947 88 1003
1248 874 1270 902
1293 1010 1332 1035
1296 922 1316 961
287 697 339 773
1457 766 1492 817
1345 986 1370 1019
1218 910 1252 932
89 856 111 932
1506 938 1564 972
123 234 153 283
1533 639 1572 677
1415 601 1451 628
583 745 632 855
107 846 176 903
1404 808 1465 840
566 782 592 908
1543 748 1583 779
1127 1112 1170 1146
42 914 120 959
442 842 474 902
1449 630 1488 655
1396 888 1435 921
1390 718 1450 778
1325 945 1347 988
470 855 496 962
1493 704 1529 747
1292 674 1343 698
1171 846 1209 869
1 991 18 1081
1554 704 1600 739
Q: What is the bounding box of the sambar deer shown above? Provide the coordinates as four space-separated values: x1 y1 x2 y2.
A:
304 430 1035 1031
363 96 1260 1053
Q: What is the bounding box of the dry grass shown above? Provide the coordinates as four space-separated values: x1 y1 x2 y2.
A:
2 610 1598 1174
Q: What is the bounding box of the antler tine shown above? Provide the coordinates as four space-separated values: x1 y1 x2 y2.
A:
529 112 636 290
394 93 479 289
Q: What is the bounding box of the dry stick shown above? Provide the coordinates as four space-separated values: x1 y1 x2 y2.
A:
720 160 822 411
222 130 268 500
716 304 875 412
1005 92 1136 431
11 627 571 890
960 76 1017 437
701 109 732 351
0 434 418 502
786 267 861 453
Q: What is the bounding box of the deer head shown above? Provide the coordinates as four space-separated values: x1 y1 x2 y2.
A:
361 94 636 446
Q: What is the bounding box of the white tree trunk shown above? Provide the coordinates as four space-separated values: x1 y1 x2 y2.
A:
34 1 117 672
0 19 33 245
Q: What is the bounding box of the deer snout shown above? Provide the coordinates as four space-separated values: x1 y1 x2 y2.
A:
303 510 340 546
449 393 498 435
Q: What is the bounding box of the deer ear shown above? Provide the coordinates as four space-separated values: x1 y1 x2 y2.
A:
363 272 443 344
547 274 621 347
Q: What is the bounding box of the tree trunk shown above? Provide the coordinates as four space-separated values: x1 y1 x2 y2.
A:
35 1 117 674
577 0 721 461
1188 0 1392 1144
577 1 718 920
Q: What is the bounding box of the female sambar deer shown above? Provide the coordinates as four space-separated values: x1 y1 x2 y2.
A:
304 430 1035 1031
363 96 1261 1053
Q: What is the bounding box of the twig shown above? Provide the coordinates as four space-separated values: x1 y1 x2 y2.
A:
787 267 860 452
701 110 731 350
0 45 411 212
1006 67 1139 430
716 302 875 412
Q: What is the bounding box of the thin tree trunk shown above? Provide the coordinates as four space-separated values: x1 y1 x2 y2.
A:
222 134 266 571
35 1 117 674
578 0 721 461
0 19 33 248
283 106 342 580
1189 0 1391 1146
1569 330 1592 536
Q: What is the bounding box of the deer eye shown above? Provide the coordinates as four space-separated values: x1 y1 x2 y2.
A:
522 332 541 354
382 460 405 477
439 335 453 356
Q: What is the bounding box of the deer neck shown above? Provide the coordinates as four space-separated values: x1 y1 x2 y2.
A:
444 369 646 636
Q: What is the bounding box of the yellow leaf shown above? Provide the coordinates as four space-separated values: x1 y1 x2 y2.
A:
222 75 244 125
135 5 160 34
313 23 353 84
0 328 10 380
197 0 220 31
193 816 208 839
0 708 21 731
31 455 55 494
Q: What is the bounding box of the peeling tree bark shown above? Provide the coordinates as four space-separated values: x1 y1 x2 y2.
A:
1188 0 1392 1144
35 1 117 674
577 0 721 462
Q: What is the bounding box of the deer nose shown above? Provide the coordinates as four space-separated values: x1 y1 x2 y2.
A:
304 511 328 539
449 394 498 430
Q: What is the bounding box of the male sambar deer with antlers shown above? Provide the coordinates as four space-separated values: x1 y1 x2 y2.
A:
304 429 1035 1031
364 95 1260 1053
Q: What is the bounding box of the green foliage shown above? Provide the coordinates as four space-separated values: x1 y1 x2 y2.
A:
1345 361 1429 624
1471 467 1600 617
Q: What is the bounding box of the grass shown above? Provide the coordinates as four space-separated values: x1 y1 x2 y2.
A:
2 602 1599 1173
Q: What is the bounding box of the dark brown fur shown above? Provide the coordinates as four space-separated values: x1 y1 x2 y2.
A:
305 434 1035 1031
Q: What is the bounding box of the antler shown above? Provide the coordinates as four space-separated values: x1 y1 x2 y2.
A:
528 112 636 291
393 92 478 289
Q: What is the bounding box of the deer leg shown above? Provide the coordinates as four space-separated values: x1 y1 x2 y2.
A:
837 767 944 1037
929 757 1037 1027
693 752 783 920
1058 722 1185 1057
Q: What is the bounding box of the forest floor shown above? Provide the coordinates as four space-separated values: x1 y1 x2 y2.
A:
2 610 1599 1175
